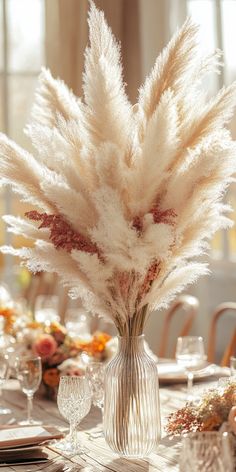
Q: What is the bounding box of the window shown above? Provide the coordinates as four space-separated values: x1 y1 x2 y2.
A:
0 0 45 279
188 0 236 262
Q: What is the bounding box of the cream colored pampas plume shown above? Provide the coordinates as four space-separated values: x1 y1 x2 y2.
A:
0 3 236 336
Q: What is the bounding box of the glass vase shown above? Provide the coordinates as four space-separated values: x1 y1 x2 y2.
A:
103 334 161 458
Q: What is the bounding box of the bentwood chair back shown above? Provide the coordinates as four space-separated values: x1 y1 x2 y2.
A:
207 302 236 366
158 294 199 358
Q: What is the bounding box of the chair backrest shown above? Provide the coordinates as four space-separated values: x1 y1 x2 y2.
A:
158 294 199 358
207 302 236 366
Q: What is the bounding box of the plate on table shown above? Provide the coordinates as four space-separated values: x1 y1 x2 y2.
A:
0 425 63 449
157 361 227 384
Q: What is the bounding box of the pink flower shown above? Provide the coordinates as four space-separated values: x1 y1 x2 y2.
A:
34 334 57 359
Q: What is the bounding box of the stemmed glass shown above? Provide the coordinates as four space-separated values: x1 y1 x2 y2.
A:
0 353 11 414
16 356 42 425
86 362 105 438
34 295 59 324
176 336 206 400
56 376 91 455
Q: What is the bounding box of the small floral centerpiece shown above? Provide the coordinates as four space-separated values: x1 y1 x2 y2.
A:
17 320 111 399
166 381 236 435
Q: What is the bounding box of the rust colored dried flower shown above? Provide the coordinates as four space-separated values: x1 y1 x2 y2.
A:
132 206 177 236
138 261 161 300
132 216 143 234
166 406 201 435
166 381 236 435
149 205 177 226
25 210 101 257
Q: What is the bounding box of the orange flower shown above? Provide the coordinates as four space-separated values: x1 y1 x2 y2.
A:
0 307 16 334
43 368 60 387
76 332 111 358
27 321 42 329
200 414 222 431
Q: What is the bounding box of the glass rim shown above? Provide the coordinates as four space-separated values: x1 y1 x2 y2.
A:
117 334 145 339
15 355 41 362
59 375 87 381
177 336 204 341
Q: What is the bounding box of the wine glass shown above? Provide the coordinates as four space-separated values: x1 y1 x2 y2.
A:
176 336 206 400
65 306 91 340
0 353 11 414
230 356 236 377
56 376 91 455
179 431 235 472
34 295 59 324
16 356 42 425
86 362 105 438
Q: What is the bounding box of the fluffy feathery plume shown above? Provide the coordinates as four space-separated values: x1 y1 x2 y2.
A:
0 4 236 336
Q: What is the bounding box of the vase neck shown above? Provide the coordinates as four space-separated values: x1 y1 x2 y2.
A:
117 335 145 353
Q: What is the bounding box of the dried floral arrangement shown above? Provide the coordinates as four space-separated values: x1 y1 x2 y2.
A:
166 381 236 435
0 4 236 336
17 319 111 398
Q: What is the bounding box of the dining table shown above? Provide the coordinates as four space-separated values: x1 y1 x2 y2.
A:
0 366 230 472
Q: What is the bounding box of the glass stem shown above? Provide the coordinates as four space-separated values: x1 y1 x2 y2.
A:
0 387 2 406
187 371 194 395
69 422 78 450
27 394 33 424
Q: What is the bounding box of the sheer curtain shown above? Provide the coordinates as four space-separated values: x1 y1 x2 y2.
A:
45 0 188 102
45 0 141 103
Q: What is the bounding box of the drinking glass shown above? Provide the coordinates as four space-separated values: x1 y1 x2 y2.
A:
176 336 206 400
230 356 236 377
34 295 59 324
179 431 235 472
0 353 11 414
86 362 105 438
65 306 91 340
16 356 42 425
56 376 91 455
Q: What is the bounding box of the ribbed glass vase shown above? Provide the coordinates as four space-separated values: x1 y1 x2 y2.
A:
103 334 161 458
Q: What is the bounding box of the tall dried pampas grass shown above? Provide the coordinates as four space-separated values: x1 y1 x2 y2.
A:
0 4 236 336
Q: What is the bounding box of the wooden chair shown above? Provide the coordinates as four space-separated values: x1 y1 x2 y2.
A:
207 302 236 366
158 294 199 358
